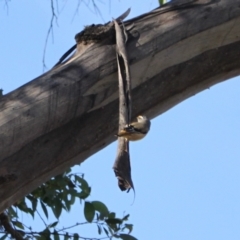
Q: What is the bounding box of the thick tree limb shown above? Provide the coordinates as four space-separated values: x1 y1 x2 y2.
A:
0 0 240 213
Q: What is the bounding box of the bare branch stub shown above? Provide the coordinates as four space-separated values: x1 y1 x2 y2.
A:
42 0 59 71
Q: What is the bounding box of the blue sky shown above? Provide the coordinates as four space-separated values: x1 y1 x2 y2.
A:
1 1 240 239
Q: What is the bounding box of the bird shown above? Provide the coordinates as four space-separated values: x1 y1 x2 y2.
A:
116 115 151 141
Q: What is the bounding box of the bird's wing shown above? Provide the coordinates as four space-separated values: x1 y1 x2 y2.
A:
124 124 145 134
124 125 136 132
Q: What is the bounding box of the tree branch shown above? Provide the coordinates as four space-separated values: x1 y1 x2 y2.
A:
0 212 24 240
0 0 240 213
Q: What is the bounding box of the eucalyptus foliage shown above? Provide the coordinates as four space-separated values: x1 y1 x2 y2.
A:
0 169 136 240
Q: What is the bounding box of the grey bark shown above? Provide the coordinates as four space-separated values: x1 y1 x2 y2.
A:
0 0 240 213
113 19 134 192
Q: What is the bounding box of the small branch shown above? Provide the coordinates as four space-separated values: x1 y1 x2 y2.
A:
3 0 10 14
0 212 24 240
36 209 47 227
91 0 105 23
72 0 82 22
57 221 91 232
42 0 58 71
24 230 109 240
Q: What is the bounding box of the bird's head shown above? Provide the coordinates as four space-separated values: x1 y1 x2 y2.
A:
137 115 148 122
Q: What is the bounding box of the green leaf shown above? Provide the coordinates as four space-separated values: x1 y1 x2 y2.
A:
7 206 18 218
12 220 25 230
84 201 95 222
75 176 89 191
158 0 166 5
124 224 133 234
52 200 62 219
108 226 114 235
54 174 65 182
70 194 76 204
17 199 34 217
119 234 138 240
62 190 76 211
32 198 38 212
26 195 37 217
92 201 109 219
48 221 58 228
63 193 72 212
28 209 34 218
122 214 130 221
113 235 120 239
64 200 71 212
106 218 123 224
97 224 102 235
66 179 75 189
53 230 60 240
65 168 72 174
40 200 48 219
39 228 51 239
108 212 116 219
77 190 90 199
75 178 91 199
103 227 109 236
64 233 70 240
0 234 8 240
73 233 79 240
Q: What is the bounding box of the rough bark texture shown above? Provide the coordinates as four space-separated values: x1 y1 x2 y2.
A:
0 0 240 212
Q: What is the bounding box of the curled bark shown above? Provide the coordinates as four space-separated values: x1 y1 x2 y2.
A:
113 19 134 192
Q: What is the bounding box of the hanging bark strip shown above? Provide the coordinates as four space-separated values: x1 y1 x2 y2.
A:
113 18 134 193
